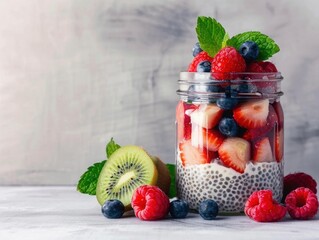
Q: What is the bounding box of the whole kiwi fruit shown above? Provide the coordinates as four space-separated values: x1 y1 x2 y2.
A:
151 156 171 195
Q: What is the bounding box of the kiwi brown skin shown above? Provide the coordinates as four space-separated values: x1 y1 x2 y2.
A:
151 156 171 196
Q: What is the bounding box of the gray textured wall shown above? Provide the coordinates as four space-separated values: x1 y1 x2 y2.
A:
1 0 319 185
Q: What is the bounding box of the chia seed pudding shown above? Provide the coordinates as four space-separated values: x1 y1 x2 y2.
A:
176 153 284 213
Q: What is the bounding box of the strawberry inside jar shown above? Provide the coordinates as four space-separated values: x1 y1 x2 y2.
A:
176 71 284 213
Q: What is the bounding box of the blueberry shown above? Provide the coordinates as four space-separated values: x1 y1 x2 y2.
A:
239 41 259 61
192 42 202 57
169 200 189 219
101 200 125 219
199 199 219 220
216 97 238 110
224 86 239 98
197 61 211 72
218 117 239 137
237 83 258 93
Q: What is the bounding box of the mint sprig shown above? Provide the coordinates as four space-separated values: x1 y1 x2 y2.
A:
196 16 228 57
166 163 176 198
77 138 121 195
106 137 120 159
226 31 280 60
77 160 106 195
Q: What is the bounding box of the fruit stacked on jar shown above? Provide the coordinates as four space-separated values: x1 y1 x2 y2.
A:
176 17 284 213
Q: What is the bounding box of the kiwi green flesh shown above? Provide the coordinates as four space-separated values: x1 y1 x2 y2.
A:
96 145 157 207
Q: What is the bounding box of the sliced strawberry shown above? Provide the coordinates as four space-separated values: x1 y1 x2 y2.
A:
275 129 284 162
191 126 225 152
252 137 274 163
273 101 284 131
179 141 211 166
190 104 223 129
208 150 218 162
176 101 198 142
218 137 250 173
243 105 278 141
233 99 269 129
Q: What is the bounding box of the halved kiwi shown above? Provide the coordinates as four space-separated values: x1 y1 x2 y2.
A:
96 145 158 208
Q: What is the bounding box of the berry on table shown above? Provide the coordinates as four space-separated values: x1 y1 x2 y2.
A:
169 199 189 219
131 185 170 221
239 41 259 61
218 117 239 137
285 187 318 220
198 199 219 220
283 172 317 200
101 200 125 219
192 42 202 57
244 190 286 222
188 51 213 72
197 60 211 72
211 47 246 80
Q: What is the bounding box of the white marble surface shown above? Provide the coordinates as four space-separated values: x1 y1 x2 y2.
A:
0 187 318 240
1 0 319 185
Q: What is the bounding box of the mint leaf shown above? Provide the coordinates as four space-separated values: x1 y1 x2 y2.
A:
166 164 176 198
196 16 228 57
222 33 229 48
106 137 121 159
77 160 106 195
226 31 280 60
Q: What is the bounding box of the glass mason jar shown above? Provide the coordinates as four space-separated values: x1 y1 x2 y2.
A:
176 72 284 213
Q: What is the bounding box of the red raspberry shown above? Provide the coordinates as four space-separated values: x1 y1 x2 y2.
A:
131 185 170 221
246 61 278 90
211 47 246 80
283 172 317 200
285 187 318 220
188 51 213 72
247 61 278 73
245 190 287 222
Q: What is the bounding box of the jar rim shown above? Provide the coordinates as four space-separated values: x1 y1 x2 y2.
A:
177 72 283 100
179 72 283 82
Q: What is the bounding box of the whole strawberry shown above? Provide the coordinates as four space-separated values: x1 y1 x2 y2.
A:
211 47 246 80
131 185 170 221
